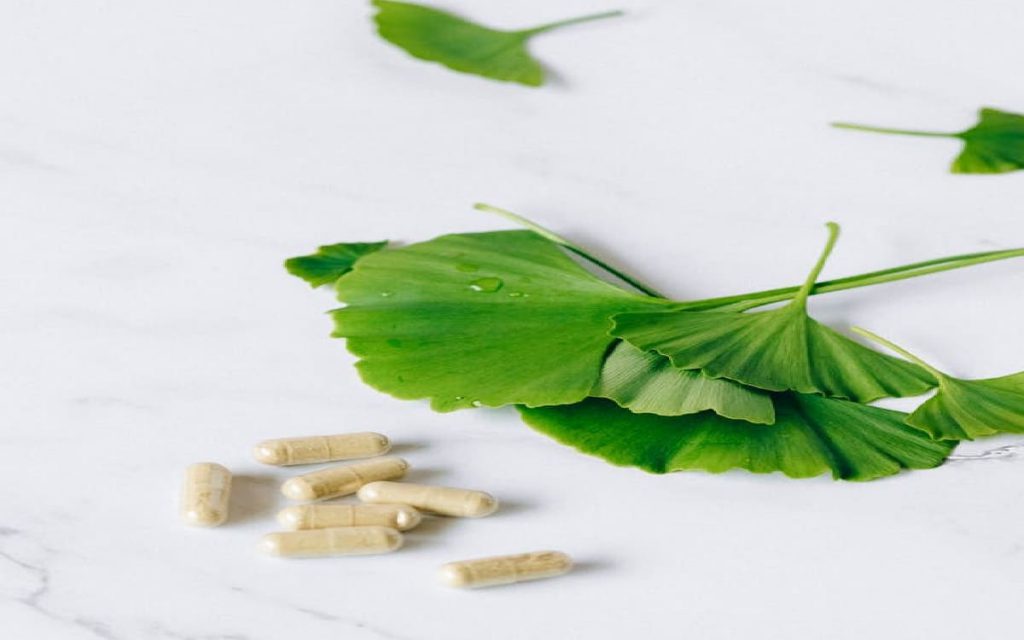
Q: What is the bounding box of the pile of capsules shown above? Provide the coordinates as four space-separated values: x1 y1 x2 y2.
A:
179 431 572 589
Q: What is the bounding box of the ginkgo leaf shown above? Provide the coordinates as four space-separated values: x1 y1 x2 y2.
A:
612 223 936 402
833 107 1024 175
372 0 622 87
285 242 388 287
518 394 954 481
855 328 1024 441
332 230 669 411
592 341 775 424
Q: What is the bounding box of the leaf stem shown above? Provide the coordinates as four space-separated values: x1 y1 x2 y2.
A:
519 10 624 36
476 202 1024 309
729 222 840 312
795 222 840 307
474 203 667 298
682 248 1024 311
851 327 943 378
831 122 956 138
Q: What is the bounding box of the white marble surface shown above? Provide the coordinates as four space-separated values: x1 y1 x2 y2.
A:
3 1 1024 638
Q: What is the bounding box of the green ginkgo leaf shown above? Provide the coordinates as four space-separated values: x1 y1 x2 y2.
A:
612 223 936 402
372 0 622 87
592 341 775 424
855 328 1024 441
285 242 388 287
833 107 1024 174
332 230 668 411
518 394 954 481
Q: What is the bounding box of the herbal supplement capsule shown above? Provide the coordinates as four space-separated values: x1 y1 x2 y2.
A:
180 462 232 527
261 526 403 558
277 504 422 531
357 481 498 517
253 432 391 466
281 456 408 501
439 551 573 589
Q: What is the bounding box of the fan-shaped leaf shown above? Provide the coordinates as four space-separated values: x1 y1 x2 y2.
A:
953 108 1024 173
518 394 953 481
855 328 1024 440
372 0 622 87
592 341 775 424
612 224 935 402
834 107 1024 175
332 230 668 411
912 375 1024 440
285 242 388 287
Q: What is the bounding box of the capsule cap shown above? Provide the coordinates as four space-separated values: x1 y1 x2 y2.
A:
439 563 474 588
276 506 305 529
281 478 317 501
252 442 286 465
393 505 422 530
465 492 499 518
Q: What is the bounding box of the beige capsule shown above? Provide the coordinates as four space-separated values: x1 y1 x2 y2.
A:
357 481 498 518
439 551 573 589
253 432 391 466
180 462 232 527
281 456 408 501
277 504 422 531
261 526 403 558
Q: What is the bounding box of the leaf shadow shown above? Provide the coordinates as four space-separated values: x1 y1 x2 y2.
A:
542 65 571 90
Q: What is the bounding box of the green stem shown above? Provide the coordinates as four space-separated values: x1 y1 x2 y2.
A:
851 327 943 378
519 10 624 36
682 248 1024 311
474 203 666 298
831 122 956 139
728 222 839 312
476 202 1024 309
795 222 840 307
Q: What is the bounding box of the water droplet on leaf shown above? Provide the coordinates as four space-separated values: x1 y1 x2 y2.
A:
468 277 503 292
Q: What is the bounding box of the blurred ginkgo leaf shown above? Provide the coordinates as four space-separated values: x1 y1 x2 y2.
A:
833 107 1024 174
372 0 622 86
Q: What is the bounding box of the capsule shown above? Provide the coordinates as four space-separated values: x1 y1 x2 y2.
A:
281 456 408 501
253 432 391 466
277 504 422 531
261 526 403 558
439 551 573 588
357 481 498 517
180 462 232 527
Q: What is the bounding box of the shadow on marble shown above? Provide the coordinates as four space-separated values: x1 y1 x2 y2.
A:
388 440 429 456
230 473 281 525
492 498 530 517
401 467 446 484
400 515 460 551
568 558 614 579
